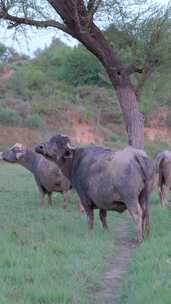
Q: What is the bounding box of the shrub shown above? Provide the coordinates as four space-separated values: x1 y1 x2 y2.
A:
0 98 31 118
0 107 22 126
9 64 47 98
25 114 43 128
111 132 121 142
166 112 171 127
59 46 102 86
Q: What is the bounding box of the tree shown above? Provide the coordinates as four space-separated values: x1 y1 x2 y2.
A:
0 0 170 148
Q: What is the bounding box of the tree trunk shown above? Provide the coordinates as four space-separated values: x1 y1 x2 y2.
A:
104 65 145 149
116 85 144 149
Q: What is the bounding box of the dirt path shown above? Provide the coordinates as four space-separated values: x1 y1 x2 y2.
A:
95 216 135 304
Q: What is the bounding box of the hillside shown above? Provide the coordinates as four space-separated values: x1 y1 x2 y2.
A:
0 39 171 155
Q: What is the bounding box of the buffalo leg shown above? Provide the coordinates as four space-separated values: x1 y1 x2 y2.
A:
62 191 70 209
141 201 150 237
84 205 94 229
139 192 150 238
39 189 45 208
127 202 143 243
48 193 52 206
99 209 108 229
87 208 94 229
77 200 85 213
160 184 169 206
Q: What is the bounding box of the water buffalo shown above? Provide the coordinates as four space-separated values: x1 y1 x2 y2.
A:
35 134 155 243
155 150 171 206
1 143 84 211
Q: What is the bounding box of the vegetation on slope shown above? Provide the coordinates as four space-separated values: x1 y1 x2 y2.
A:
1 37 171 132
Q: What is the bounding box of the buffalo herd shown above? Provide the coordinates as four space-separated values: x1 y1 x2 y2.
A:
0 134 171 243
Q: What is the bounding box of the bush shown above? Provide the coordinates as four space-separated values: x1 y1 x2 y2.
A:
59 46 103 86
25 114 43 128
0 107 22 126
111 132 121 142
0 98 31 118
9 64 47 98
166 112 171 127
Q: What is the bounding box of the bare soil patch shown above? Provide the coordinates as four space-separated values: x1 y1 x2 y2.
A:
95 217 135 304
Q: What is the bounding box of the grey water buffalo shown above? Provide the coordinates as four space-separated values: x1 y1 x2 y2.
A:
1 143 84 211
155 150 171 206
35 134 156 243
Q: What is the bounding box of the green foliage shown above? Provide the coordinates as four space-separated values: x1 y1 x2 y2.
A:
111 132 121 142
9 64 47 98
140 67 171 116
0 106 43 129
3 31 171 134
166 112 171 127
0 62 4 72
104 4 171 70
0 164 118 304
105 24 134 64
25 114 43 128
119 196 171 304
35 45 72 81
0 43 7 60
0 107 22 126
35 43 102 87
59 46 103 86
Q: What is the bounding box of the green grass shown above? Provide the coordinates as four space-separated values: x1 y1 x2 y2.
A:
1 163 170 304
119 193 171 304
0 164 118 304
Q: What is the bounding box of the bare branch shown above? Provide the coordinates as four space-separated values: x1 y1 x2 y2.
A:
87 0 102 24
135 65 151 100
0 9 71 34
87 0 96 12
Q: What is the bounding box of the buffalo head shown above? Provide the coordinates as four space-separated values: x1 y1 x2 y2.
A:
2 143 26 163
35 134 74 163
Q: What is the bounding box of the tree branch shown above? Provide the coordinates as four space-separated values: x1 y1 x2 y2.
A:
47 0 124 85
77 0 87 16
127 63 144 75
135 66 151 101
87 0 102 25
0 9 71 33
134 56 160 100
87 0 102 15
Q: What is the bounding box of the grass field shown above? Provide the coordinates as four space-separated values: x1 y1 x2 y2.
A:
0 163 120 304
119 193 171 304
1 164 171 304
